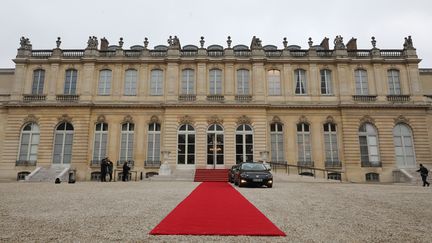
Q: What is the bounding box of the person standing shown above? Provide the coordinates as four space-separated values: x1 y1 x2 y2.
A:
106 158 113 182
122 161 130 182
416 164 430 187
100 158 107 182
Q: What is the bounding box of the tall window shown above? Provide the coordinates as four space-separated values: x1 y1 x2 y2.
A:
53 122 74 164
388 69 401 95
120 123 134 162
181 69 195 94
268 70 281 96
297 123 312 164
237 69 250 95
93 123 108 162
150 69 163 95
270 123 284 162
295 69 307 95
355 69 368 95
147 123 161 162
207 124 224 166
393 124 416 168
359 123 380 166
320 69 332 95
209 69 222 95
235 124 253 164
18 123 40 162
324 123 339 163
177 124 195 165
98 69 112 95
32 69 45 95
64 69 77 95
124 69 137 96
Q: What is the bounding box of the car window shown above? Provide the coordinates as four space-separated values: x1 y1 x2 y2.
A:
241 163 266 171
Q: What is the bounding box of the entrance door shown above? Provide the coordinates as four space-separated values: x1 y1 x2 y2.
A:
236 124 253 164
207 124 224 168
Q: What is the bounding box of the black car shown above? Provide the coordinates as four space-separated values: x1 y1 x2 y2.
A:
234 162 273 188
228 165 239 183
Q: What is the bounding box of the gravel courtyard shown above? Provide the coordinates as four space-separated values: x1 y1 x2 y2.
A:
0 179 431 243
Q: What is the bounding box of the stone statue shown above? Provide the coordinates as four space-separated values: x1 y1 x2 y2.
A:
56 37 61 48
19 36 32 50
333 35 345 49
168 35 181 49
100 37 109 51
403 36 414 49
86 36 98 50
320 37 329 50
250 36 262 50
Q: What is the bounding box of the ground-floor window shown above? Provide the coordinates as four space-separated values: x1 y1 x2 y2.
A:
177 124 195 165
235 124 253 164
365 172 379 182
17 171 30 181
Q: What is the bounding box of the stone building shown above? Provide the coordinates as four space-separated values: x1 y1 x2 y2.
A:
0 35 431 183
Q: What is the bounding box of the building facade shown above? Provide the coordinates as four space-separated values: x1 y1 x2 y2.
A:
0 35 431 182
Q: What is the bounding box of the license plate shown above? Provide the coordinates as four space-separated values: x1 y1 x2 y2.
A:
253 179 263 182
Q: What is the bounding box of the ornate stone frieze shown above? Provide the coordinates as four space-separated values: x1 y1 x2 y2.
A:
394 115 410 125
207 115 223 125
23 114 39 125
149 115 160 124
298 115 310 124
179 115 193 125
271 116 282 124
57 114 72 123
359 115 375 125
96 115 106 124
237 115 251 125
122 115 133 124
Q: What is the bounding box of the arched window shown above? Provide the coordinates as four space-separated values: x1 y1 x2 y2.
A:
207 124 224 167
209 69 222 95
18 123 40 163
32 69 45 95
297 123 312 166
388 69 401 95
355 69 368 95
98 69 112 95
324 123 339 167
147 123 161 162
268 70 281 96
270 123 284 162
124 69 137 96
150 69 163 96
92 123 108 163
177 124 195 165
181 69 195 95
120 123 134 163
235 124 253 164
294 69 307 95
237 69 250 95
393 124 416 168
359 123 380 167
320 69 332 95
64 69 77 95
53 122 74 164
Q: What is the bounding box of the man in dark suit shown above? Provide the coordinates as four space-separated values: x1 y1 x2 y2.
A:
417 164 430 187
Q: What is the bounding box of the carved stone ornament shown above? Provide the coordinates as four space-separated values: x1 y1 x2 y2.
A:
359 115 375 125
325 115 335 124
207 115 223 125
298 115 310 125
271 116 282 124
122 115 133 124
58 114 72 123
394 115 410 125
23 114 39 125
250 36 262 50
333 35 345 50
149 115 160 124
179 115 193 125
237 115 251 125
96 115 106 124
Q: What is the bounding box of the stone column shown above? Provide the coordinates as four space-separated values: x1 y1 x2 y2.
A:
372 64 382 97
224 63 234 95
252 62 265 101
166 62 179 102
113 64 122 97
197 63 207 99
309 64 318 96
81 63 95 101
48 63 59 101
11 64 27 101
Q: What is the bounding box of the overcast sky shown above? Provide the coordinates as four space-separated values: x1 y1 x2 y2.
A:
1 0 431 68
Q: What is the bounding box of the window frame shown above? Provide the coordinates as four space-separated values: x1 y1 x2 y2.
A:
294 69 307 95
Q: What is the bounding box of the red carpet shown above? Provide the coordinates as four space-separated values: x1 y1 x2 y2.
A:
149 182 286 236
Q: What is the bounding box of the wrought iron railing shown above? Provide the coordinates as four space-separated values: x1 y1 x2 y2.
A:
268 161 343 181
117 160 134 167
144 160 161 168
